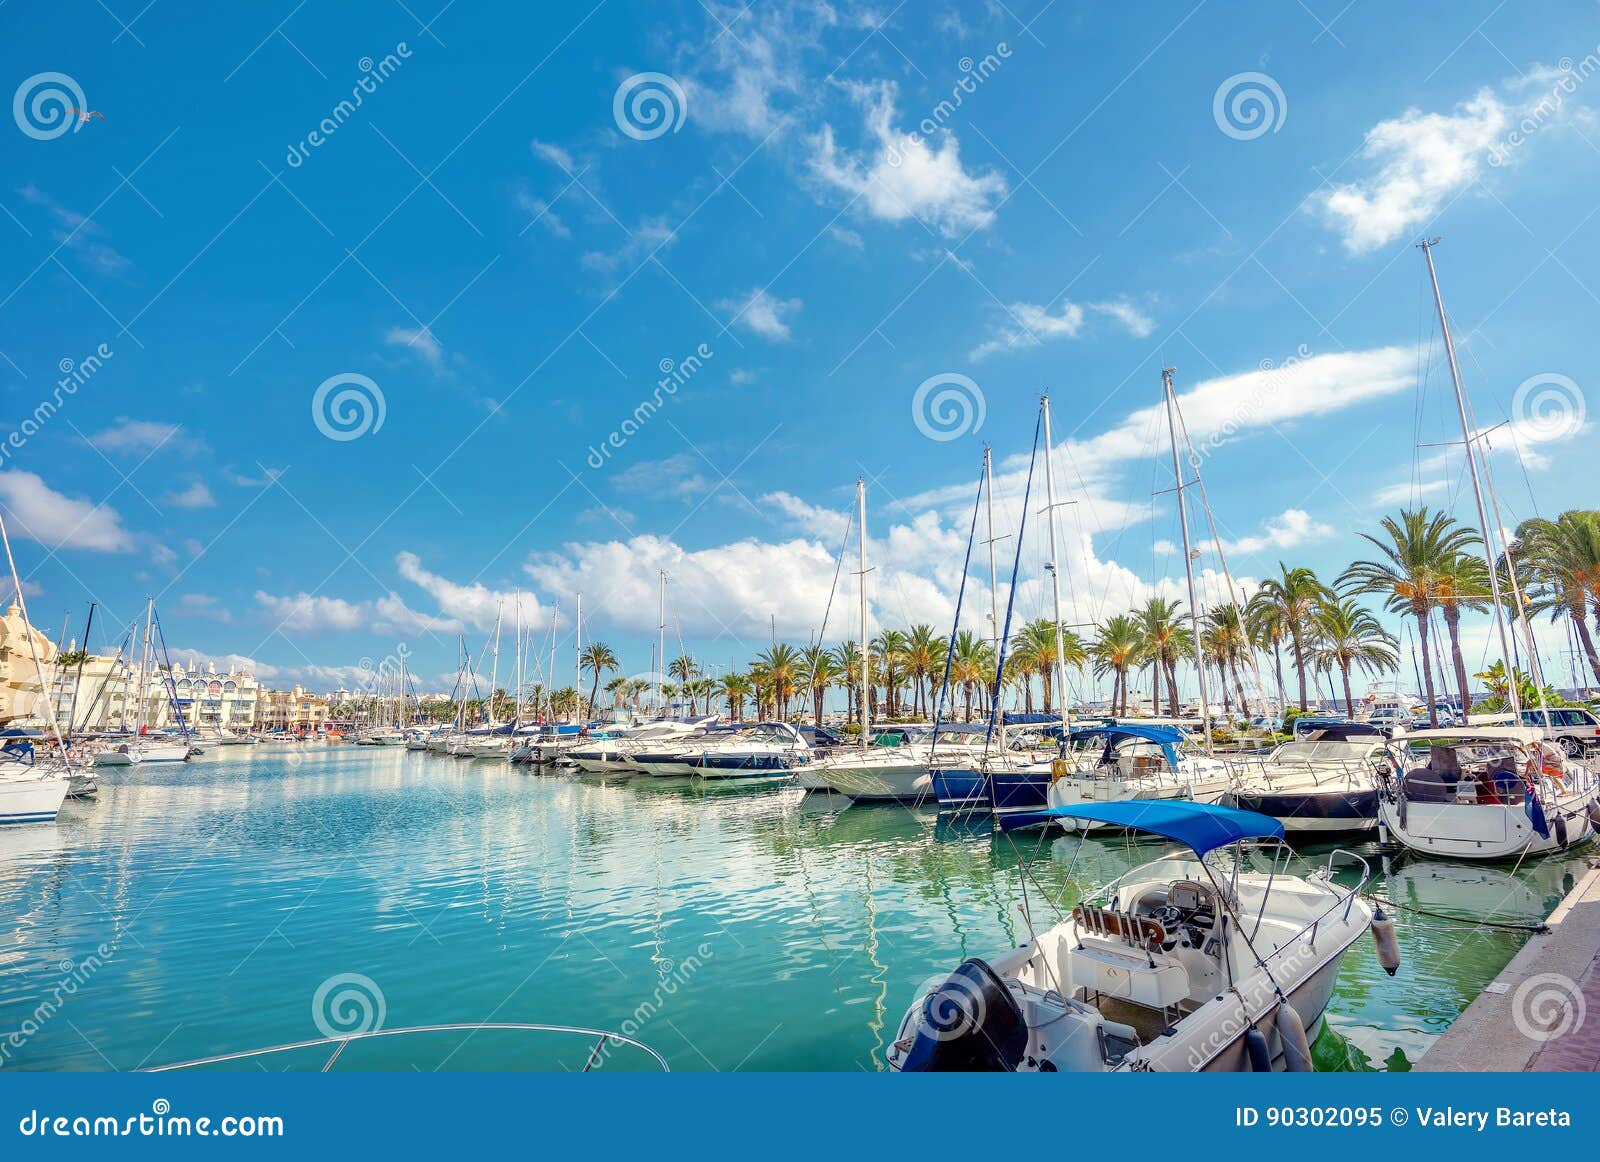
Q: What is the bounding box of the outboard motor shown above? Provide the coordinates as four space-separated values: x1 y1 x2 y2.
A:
898 958 1026 1072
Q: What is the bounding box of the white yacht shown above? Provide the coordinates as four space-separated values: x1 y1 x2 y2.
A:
806 725 992 801
1378 726 1599 861
1221 722 1393 834
888 801 1376 1072
567 719 715 776
1038 725 1231 830
686 722 811 780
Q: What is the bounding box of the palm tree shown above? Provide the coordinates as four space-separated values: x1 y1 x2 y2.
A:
901 624 942 717
755 643 801 719
1339 508 1479 728
1092 615 1144 717
946 630 993 722
668 654 699 712
1203 602 1252 714
1509 511 1600 684
1434 551 1492 713
719 673 752 721
799 645 842 726
1250 565 1329 711
579 642 618 716
833 640 864 722
603 675 627 708
1135 597 1188 716
1313 598 1399 715
1011 618 1086 715
871 629 909 718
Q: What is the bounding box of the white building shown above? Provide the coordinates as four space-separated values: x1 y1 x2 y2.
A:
169 662 260 734
0 602 58 726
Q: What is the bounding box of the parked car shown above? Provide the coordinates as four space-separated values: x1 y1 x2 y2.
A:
1517 707 1600 757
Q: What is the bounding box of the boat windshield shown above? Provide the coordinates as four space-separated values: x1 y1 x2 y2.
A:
1269 739 1379 763
1063 732 1173 776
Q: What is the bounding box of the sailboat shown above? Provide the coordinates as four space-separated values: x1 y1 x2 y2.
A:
94 598 191 765
1376 240 1599 860
0 513 73 823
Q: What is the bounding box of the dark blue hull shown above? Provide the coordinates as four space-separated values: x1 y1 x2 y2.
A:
989 770 1049 812
933 767 991 811
1222 787 1379 832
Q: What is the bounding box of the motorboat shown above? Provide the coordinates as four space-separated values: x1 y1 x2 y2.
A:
888 800 1377 1072
1220 722 1393 834
568 719 716 776
1377 726 1600 861
355 728 405 746
807 725 992 801
687 722 811 780
1033 725 1231 830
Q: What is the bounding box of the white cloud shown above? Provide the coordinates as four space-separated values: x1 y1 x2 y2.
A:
971 297 1156 359
177 593 231 622
679 2 839 138
582 216 677 274
611 453 712 501
719 286 801 341
1372 478 1450 507
0 471 134 552
827 225 864 249
1313 65 1597 255
531 139 576 171
808 80 1007 237
394 551 540 633
1199 508 1335 557
1089 299 1156 338
255 591 368 633
516 190 570 238
164 481 216 509
386 326 446 374
87 418 205 456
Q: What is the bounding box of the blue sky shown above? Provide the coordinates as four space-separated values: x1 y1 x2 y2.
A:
3 0 1599 699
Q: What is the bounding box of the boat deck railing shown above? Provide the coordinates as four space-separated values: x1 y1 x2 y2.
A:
146 1022 670 1073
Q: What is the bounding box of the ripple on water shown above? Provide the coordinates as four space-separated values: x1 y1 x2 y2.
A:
0 747 1586 1072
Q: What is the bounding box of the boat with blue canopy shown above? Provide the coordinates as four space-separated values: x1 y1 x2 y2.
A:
886 800 1381 1073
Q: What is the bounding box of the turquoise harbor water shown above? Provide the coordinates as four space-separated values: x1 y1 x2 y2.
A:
0 745 1588 1072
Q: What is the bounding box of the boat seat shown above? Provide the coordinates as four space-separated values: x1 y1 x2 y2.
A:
1071 904 1166 951
1069 941 1191 1010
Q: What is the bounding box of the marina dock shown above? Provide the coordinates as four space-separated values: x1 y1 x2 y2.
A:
1419 860 1600 1072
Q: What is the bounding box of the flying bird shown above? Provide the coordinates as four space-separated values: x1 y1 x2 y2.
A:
67 107 106 123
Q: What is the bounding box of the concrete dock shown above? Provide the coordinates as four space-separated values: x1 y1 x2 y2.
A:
1419 860 1600 1071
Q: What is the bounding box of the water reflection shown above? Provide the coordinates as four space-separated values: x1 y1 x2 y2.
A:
0 745 1587 1072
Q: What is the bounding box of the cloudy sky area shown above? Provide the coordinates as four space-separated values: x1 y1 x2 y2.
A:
3 1 1597 700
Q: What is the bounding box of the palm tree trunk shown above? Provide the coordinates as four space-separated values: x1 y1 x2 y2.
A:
1578 606 1600 685
1289 629 1308 710
1270 642 1287 711
1341 661 1354 717
1442 605 1473 713
1416 611 1439 727
1041 668 1053 716
1166 660 1179 717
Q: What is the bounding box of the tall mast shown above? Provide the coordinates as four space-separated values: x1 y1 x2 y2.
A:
137 596 154 733
514 591 523 727
1039 396 1072 743
1162 369 1214 755
983 447 1005 746
657 570 667 716
857 477 870 749
574 592 583 721
1419 239 1521 717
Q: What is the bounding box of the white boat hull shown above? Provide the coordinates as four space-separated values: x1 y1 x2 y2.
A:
1379 791 1597 861
0 776 69 824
